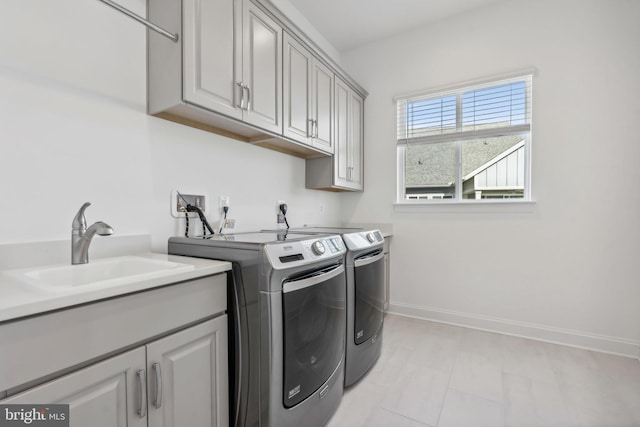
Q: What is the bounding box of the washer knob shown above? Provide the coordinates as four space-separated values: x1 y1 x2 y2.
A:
311 241 325 255
366 233 375 243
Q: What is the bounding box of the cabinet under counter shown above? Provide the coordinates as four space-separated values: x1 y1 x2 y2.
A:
0 273 226 395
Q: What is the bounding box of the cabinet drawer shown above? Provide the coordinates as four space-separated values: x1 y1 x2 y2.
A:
0 274 226 393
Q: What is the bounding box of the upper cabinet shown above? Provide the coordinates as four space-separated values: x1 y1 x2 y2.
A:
283 33 334 154
150 0 283 137
181 0 241 121
306 76 364 191
241 3 282 134
334 77 363 190
349 89 364 189
148 0 366 187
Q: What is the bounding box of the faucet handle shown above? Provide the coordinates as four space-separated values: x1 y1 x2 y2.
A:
72 202 91 231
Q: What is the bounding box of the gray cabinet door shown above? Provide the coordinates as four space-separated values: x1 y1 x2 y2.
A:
242 1 282 134
312 60 334 154
283 33 312 145
146 316 229 427
183 0 242 120
348 91 364 190
333 77 363 190
283 33 334 153
334 78 350 187
1 348 147 427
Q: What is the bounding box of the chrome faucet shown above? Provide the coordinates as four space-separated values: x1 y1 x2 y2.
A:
71 202 114 265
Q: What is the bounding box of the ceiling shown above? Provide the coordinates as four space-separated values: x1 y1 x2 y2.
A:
286 0 505 52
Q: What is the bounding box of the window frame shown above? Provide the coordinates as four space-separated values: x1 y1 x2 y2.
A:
395 71 534 205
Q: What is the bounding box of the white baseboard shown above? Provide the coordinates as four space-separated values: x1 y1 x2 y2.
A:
387 302 640 359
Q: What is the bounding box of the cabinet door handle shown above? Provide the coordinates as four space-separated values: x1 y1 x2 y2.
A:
313 119 319 138
307 119 314 138
152 362 163 409
245 85 251 111
137 369 147 418
236 82 245 110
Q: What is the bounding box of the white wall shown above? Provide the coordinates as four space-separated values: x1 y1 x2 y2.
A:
267 0 341 65
0 0 342 252
341 0 640 356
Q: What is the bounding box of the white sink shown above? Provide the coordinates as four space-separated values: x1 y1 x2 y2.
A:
4 256 195 293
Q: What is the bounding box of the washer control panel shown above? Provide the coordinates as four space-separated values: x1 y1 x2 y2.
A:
311 240 326 255
341 229 384 250
265 235 345 269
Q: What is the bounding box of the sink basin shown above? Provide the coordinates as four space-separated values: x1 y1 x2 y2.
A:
4 256 195 293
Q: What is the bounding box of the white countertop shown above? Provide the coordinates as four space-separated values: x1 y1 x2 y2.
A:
299 223 393 237
0 253 231 323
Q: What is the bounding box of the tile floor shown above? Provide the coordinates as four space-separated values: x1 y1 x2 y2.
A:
326 314 640 427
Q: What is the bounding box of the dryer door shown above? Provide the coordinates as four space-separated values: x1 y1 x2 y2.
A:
282 263 346 408
353 250 385 345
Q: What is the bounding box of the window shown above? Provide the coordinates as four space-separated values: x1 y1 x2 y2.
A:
396 74 532 203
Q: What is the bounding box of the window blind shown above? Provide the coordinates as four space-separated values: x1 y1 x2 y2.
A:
397 74 532 145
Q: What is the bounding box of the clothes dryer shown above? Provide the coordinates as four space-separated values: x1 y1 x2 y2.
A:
283 227 385 387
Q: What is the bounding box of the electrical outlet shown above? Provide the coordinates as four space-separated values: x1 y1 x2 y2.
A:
276 200 287 229
171 190 208 218
224 219 235 229
219 196 230 208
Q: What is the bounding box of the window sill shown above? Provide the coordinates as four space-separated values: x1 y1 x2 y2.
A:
393 199 537 213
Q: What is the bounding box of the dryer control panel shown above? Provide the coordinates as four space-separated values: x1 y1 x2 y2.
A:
265 235 345 270
341 230 384 250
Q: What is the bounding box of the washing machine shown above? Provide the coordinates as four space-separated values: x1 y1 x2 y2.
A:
168 231 347 426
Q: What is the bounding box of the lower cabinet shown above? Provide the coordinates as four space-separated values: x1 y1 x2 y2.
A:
1 316 228 427
2 347 147 427
146 317 228 427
